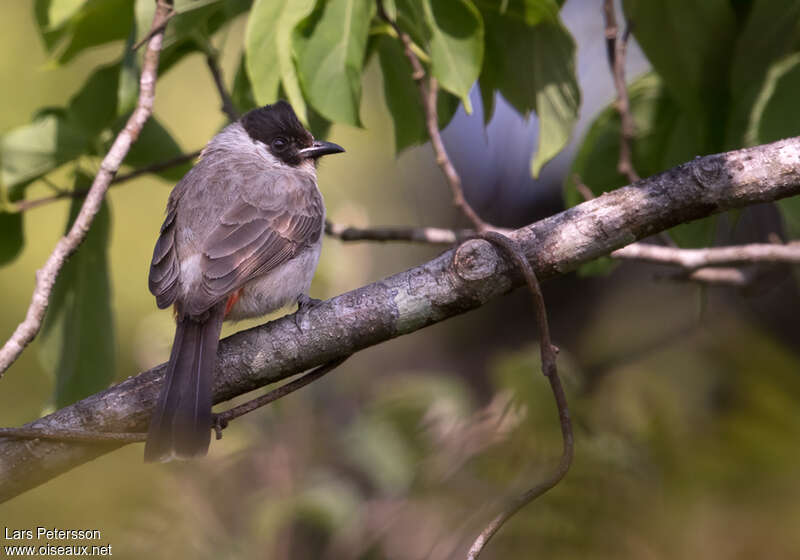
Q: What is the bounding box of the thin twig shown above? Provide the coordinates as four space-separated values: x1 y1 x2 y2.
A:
132 2 175 51
612 241 800 268
213 356 350 434
326 221 475 244
602 0 638 183
14 150 202 213
205 49 240 122
0 0 174 376
113 149 201 185
0 427 145 443
377 0 488 232
673 267 752 287
466 232 572 559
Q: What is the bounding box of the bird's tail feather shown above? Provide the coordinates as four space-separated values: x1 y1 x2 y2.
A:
144 304 225 462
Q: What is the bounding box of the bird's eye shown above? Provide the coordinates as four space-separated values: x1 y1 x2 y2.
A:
272 137 288 151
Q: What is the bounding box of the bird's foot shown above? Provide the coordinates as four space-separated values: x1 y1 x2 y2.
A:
295 294 322 332
211 414 228 440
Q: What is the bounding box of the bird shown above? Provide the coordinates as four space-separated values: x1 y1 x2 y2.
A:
144 101 344 462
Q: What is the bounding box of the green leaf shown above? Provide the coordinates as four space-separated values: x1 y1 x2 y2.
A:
578 257 617 277
118 40 140 117
745 53 800 147
622 0 736 127
34 0 80 51
0 113 88 191
245 0 315 122
294 0 375 126
726 0 800 147
232 53 258 114
376 35 459 151
421 0 483 113
669 218 717 249
566 72 714 254
67 62 121 137
377 35 425 151
119 117 189 181
136 0 251 76
39 176 114 408
745 52 800 239
39 0 134 64
478 0 579 177
0 212 24 267
35 0 85 31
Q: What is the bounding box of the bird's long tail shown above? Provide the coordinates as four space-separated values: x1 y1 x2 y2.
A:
144 303 225 462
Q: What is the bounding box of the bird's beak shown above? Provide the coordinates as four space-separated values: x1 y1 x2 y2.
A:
298 140 345 159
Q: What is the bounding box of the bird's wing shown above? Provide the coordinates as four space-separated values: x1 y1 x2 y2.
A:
185 172 324 316
149 202 180 309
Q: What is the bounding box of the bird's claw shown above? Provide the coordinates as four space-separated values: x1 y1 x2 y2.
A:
295 294 321 332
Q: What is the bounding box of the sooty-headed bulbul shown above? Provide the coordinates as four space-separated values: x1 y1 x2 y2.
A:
144 101 344 462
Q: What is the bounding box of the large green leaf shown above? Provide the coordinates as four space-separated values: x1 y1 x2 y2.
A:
567 72 713 253
726 0 800 147
294 0 375 126
478 0 579 177
421 0 484 114
39 176 114 408
232 53 258 114
135 0 252 76
0 113 88 191
376 35 459 152
745 53 800 146
67 62 121 138
36 0 134 64
117 41 140 118
0 212 24 267
745 53 800 239
623 0 736 132
245 0 315 123
34 0 85 33
118 117 190 181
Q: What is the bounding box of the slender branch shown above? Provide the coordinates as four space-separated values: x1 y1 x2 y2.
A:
113 149 201 185
466 232 572 559
613 241 800 268
205 48 240 122
377 0 488 231
131 2 175 51
0 1 173 376
214 356 349 432
675 267 752 287
13 150 202 213
326 221 476 244
0 136 799 501
602 0 639 183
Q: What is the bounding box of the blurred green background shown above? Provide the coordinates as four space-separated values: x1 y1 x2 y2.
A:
2 1 800 559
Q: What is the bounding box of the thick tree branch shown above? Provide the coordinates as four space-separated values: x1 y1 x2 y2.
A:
0 1 173 375
1 137 799 501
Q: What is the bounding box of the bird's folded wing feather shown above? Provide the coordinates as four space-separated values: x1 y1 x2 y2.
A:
189 173 323 315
